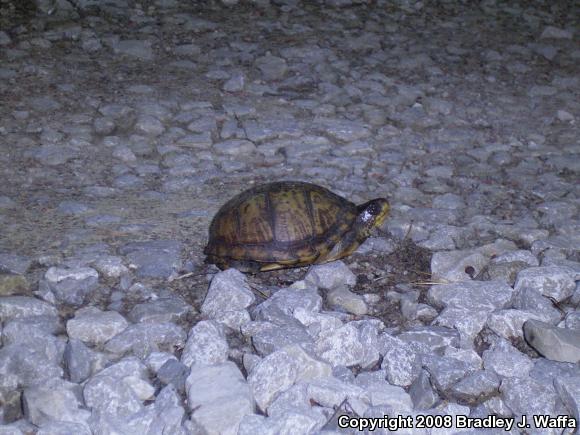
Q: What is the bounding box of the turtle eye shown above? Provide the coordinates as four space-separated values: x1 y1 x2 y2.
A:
366 200 385 216
357 199 388 224
361 209 374 222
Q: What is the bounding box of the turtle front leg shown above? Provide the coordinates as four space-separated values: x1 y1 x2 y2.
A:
316 228 360 264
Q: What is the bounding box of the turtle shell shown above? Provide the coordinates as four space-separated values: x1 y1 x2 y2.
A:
204 181 358 267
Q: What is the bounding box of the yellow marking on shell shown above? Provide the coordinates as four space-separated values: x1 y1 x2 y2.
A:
228 246 248 260
269 189 313 243
259 250 320 271
259 263 285 272
295 246 320 262
310 190 347 233
236 193 273 244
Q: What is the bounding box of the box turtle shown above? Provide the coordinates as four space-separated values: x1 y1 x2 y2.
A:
204 181 389 272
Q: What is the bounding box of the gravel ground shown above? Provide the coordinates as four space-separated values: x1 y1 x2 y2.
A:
0 0 579 434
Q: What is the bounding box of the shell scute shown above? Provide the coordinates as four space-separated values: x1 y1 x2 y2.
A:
270 188 314 243
236 193 274 244
310 189 347 233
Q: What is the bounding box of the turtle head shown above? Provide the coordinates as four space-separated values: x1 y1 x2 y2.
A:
356 198 390 238
321 197 390 263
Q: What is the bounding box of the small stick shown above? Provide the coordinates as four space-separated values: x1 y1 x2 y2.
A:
323 398 358 428
169 271 216 282
403 220 414 241
411 280 450 286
